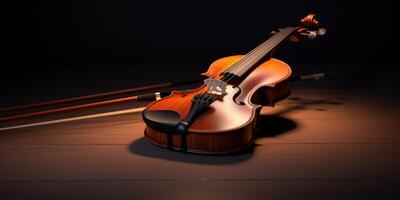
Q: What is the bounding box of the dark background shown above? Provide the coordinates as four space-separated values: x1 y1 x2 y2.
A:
2 0 397 106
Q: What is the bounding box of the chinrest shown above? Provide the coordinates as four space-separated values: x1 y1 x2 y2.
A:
142 109 181 132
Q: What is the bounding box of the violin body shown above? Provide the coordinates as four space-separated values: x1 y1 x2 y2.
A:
142 14 325 154
144 55 291 154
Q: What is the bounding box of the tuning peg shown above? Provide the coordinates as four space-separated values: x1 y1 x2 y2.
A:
317 28 326 36
301 31 317 40
300 27 326 40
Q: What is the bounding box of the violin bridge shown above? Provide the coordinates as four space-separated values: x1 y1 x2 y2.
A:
204 78 228 97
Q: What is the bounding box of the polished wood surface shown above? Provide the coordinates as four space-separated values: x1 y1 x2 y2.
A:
142 13 320 153
144 56 292 153
1 76 399 199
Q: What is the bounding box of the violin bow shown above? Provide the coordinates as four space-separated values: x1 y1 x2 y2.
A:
0 78 201 113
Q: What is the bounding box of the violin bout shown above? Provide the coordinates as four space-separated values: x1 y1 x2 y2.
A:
142 14 325 154
143 57 291 154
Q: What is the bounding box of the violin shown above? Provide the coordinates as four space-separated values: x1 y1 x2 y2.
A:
142 14 326 154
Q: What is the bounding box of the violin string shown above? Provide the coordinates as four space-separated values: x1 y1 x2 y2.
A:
193 27 295 101
193 28 289 100
226 28 291 81
222 28 293 83
220 30 285 81
216 31 285 84
171 28 296 118
228 35 282 75
223 38 273 76
232 28 292 71
226 27 295 81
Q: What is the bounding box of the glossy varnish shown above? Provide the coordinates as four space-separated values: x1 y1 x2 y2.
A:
144 55 291 154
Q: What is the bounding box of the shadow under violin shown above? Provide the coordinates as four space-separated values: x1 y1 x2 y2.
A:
129 96 346 164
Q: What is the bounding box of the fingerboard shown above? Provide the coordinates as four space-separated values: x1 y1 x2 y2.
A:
224 27 296 78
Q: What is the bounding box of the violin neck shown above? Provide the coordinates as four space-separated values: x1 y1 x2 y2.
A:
223 27 296 79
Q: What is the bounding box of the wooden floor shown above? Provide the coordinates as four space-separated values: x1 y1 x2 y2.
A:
0 79 399 199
